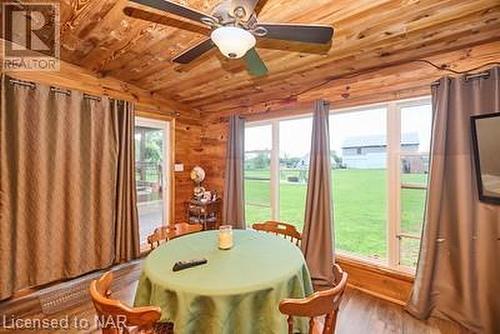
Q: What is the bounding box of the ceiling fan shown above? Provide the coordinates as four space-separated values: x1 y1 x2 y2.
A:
124 0 334 76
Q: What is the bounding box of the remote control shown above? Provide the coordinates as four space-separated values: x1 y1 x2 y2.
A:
172 258 208 272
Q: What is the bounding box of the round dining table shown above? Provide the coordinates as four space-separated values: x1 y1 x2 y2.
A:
134 229 313 334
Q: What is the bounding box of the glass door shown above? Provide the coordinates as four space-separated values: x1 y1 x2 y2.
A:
134 117 170 246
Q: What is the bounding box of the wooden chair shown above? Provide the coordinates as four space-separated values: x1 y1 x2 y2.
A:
147 226 169 250
89 271 172 334
279 264 348 334
252 221 302 246
147 223 203 250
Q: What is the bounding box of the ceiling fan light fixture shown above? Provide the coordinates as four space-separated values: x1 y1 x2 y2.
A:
211 26 256 59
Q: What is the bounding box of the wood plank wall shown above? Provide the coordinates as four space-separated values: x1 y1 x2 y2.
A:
173 114 203 222
197 41 500 304
200 41 500 199
0 46 202 223
2 40 499 304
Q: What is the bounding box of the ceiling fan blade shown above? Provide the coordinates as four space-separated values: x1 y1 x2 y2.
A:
129 0 217 25
256 23 334 44
123 6 211 34
172 38 214 64
253 0 269 14
244 48 268 77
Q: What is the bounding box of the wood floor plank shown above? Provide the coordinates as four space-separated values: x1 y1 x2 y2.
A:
0 262 469 333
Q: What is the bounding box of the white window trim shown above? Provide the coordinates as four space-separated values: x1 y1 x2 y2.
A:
271 121 280 220
135 117 171 229
245 96 431 274
387 102 401 268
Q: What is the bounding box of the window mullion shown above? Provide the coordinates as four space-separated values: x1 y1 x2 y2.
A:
270 121 280 220
387 102 401 268
401 183 427 190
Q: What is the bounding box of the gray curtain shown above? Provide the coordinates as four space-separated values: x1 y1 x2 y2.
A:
112 100 140 263
406 67 500 334
223 115 246 229
0 75 139 300
301 100 334 287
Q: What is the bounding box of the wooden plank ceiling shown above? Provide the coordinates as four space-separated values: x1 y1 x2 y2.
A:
56 0 500 114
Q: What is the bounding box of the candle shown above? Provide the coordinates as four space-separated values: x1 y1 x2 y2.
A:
218 225 233 250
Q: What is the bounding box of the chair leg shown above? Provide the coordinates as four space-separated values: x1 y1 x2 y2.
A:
287 316 294 334
324 312 337 333
309 318 315 333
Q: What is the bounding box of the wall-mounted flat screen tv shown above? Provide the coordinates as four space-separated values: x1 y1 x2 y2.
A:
471 112 500 204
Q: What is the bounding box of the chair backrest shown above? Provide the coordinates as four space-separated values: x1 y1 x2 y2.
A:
147 226 169 250
89 271 161 334
279 264 348 334
167 222 203 240
147 223 203 250
252 221 302 246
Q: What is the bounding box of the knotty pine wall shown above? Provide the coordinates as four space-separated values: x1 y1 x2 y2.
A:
199 41 500 210
6 41 496 228
3 40 498 304
196 42 500 304
172 115 204 222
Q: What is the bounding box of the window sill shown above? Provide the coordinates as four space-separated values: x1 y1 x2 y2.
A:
337 253 415 280
336 253 415 305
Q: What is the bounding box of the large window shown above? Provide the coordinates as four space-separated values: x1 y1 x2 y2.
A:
244 125 272 223
244 118 312 230
330 108 388 261
279 118 312 229
244 98 432 271
330 101 431 269
135 117 170 246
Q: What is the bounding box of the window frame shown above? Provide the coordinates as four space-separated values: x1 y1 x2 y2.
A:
391 98 432 272
244 96 432 274
245 114 313 221
135 116 171 249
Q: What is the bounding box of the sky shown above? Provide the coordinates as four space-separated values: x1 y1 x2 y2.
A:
245 104 432 158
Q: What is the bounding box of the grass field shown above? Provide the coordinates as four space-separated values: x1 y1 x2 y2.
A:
245 168 426 266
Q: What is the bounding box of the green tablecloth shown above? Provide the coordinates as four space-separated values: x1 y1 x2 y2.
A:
134 230 313 334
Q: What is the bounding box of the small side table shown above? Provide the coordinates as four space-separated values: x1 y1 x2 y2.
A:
185 198 222 230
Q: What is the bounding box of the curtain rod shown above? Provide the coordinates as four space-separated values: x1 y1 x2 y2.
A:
83 93 101 101
431 71 490 87
9 78 103 101
9 78 35 89
50 87 71 96
8 78 179 117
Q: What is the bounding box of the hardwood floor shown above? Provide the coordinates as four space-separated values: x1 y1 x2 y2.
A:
336 290 469 334
0 262 469 334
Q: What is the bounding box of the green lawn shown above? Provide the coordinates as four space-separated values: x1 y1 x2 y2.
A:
245 168 426 266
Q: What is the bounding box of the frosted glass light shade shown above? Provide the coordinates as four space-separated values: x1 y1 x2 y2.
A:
211 26 256 59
